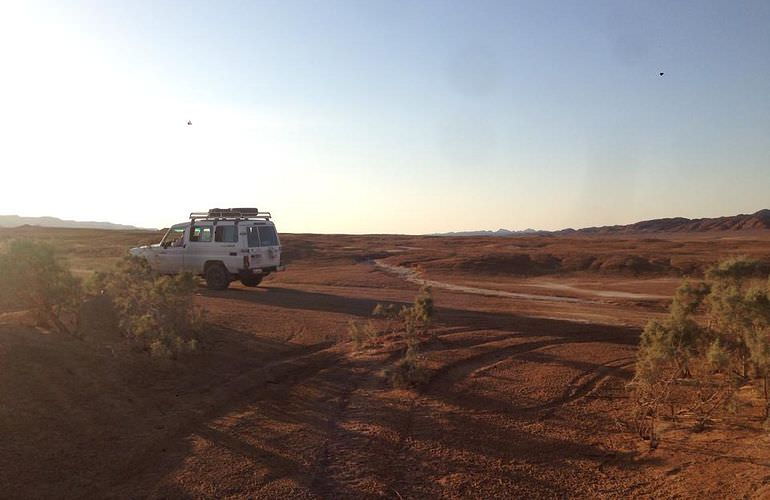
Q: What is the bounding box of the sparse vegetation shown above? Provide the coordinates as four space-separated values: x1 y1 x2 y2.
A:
0 240 82 336
88 256 203 358
631 256 770 446
357 287 435 387
0 239 203 359
386 285 434 388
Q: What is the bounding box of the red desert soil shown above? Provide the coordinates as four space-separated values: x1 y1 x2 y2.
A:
3 227 770 498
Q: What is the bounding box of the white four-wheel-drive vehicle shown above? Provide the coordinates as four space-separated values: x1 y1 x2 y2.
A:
129 208 284 290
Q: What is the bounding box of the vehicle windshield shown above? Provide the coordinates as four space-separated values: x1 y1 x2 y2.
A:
160 227 185 247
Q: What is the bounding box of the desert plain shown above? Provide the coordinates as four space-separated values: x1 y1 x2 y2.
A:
3 226 770 498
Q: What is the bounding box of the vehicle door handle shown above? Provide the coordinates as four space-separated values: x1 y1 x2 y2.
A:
229 252 237 256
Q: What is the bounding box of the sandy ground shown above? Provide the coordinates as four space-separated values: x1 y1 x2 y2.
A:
3 228 770 498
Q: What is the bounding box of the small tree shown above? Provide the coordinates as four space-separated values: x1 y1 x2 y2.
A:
729 281 770 415
0 240 82 336
629 344 677 448
706 257 770 379
636 280 709 378
631 257 770 443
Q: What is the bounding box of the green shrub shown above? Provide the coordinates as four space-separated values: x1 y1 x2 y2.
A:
0 240 82 336
705 256 770 283
90 257 202 358
637 280 711 378
632 257 770 443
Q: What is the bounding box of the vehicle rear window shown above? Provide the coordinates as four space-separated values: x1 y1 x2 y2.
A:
215 225 237 243
246 225 279 247
258 226 279 246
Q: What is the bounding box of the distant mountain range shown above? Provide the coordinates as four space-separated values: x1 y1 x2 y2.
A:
3 209 769 235
0 215 146 231
434 209 770 236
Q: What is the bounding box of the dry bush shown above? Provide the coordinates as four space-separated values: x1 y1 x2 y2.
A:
630 256 770 446
386 286 434 388
0 240 82 336
88 257 203 359
348 319 378 350
388 351 431 389
372 302 401 334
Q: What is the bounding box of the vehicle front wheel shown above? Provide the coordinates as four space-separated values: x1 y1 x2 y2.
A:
205 263 231 290
240 275 263 287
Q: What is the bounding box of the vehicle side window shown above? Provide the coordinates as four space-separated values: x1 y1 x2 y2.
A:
258 226 279 247
215 225 237 243
247 226 260 247
190 226 212 243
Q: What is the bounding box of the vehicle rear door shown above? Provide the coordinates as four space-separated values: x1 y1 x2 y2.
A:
246 224 280 270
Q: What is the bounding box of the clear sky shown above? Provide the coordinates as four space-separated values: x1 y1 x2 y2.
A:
1 1 768 233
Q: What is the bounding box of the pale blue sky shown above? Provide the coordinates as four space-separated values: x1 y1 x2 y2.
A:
1 1 768 232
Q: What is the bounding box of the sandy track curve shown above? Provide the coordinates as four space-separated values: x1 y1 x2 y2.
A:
374 260 590 303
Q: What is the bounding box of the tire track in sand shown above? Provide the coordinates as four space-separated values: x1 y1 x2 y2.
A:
526 356 636 411
91 341 343 497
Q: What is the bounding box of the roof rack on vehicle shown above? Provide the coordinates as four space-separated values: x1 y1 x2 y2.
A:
189 207 272 221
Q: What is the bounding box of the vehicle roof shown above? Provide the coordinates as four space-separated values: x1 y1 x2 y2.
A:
170 220 275 229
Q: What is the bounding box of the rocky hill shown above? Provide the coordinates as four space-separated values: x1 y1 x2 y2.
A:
434 209 770 236
566 209 770 235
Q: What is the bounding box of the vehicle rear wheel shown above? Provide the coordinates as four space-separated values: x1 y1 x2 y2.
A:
205 263 230 290
240 275 263 287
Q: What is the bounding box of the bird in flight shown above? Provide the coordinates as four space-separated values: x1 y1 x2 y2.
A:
659 72 664 76
187 120 192 126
